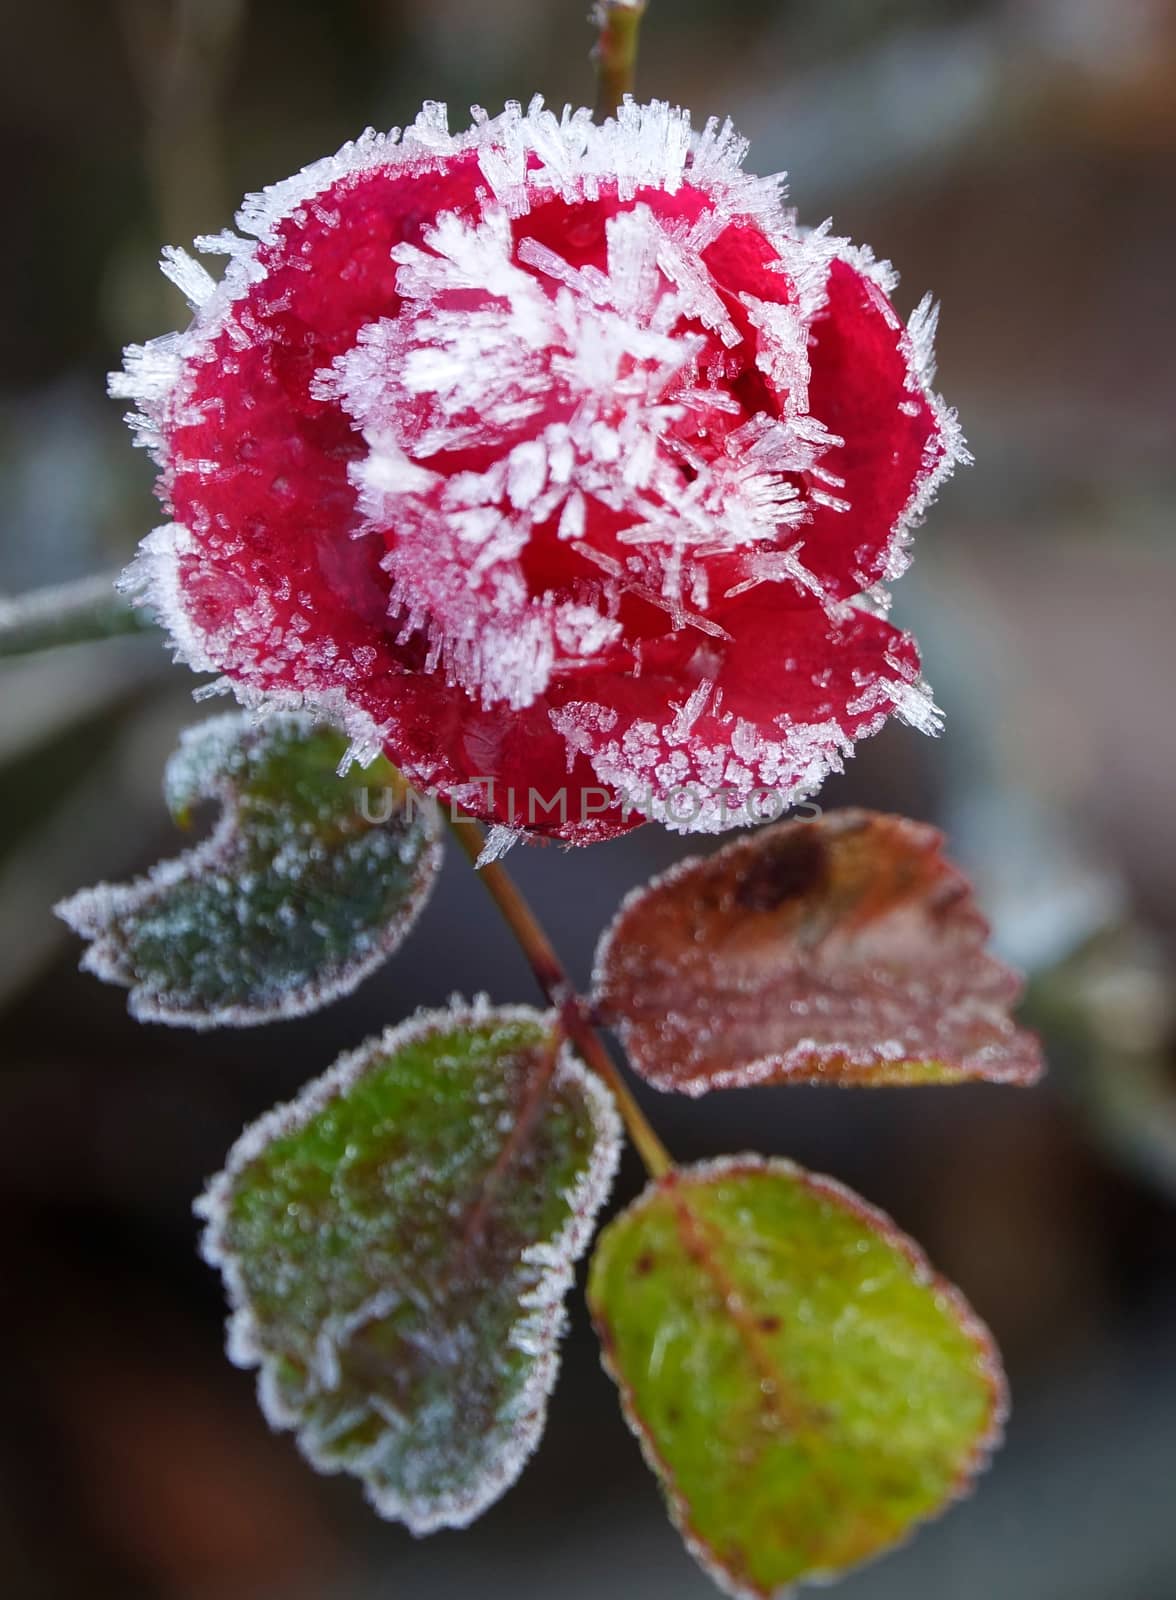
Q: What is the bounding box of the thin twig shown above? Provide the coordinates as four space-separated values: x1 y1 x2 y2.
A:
593 0 649 120
447 811 672 1179
118 0 245 243
0 573 155 659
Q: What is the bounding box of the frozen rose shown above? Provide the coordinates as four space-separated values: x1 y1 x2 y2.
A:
116 99 965 842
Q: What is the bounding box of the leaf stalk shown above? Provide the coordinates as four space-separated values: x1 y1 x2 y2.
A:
447 811 672 1179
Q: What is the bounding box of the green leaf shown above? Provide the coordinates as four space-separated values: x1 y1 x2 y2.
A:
199 1002 621 1531
594 809 1043 1092
56 711 442 1027
587 1156 1005 1597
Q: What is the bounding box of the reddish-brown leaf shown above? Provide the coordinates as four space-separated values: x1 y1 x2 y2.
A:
593 809 1043 1094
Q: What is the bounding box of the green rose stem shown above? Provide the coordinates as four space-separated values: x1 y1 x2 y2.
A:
0 572 153 658
594 0 649 120
447 810 672 1179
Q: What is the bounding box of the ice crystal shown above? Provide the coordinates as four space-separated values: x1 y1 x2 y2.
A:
588 1154 1007 1598
594 809 1043 1091
198 1001 621 1529
113 98 965 842
56 712 442 1027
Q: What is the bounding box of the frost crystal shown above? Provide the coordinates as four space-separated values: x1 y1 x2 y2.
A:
55 712 442 1027
114 98 965 842
587 1154 1007 1599
594 810 1043 1093
198 1001 621 1529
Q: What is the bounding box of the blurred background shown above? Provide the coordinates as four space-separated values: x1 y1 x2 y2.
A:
2 1 1175 1595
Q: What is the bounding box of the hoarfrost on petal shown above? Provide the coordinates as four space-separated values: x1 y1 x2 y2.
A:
111 97 967 842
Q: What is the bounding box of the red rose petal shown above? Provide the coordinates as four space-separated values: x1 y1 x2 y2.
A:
798 255 945 597
116 103 963 843
545 594 930 834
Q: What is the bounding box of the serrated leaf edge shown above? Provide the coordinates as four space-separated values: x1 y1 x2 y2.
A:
197 996 623 1532
591 809 1044 1094
54 710 443 1030
588 1152 1008 1600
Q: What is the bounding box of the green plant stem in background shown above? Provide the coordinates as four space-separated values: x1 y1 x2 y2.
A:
447 811 672 1178
593 0 648 119
0 572 154 658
